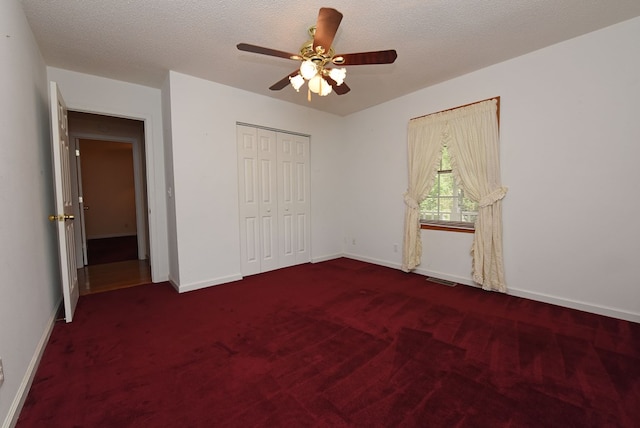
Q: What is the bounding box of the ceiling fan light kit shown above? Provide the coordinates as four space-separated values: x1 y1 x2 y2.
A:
299 59 319 80
237 7 397 101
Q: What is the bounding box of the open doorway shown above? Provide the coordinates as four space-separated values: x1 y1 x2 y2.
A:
68 111 152 294
80 139 138 264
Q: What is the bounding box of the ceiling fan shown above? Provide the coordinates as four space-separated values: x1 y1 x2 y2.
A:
237 7 397 100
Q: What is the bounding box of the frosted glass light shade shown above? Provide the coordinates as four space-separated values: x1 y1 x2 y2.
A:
289 74 305 91
308 75 332 96
299 60 318 80
328 68 347 85
319 79 332 96
308 74 322 93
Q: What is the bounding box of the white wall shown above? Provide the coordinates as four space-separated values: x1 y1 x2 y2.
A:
46 68 170 283
165 71 345 291
0 1 60 426
342 17 640 322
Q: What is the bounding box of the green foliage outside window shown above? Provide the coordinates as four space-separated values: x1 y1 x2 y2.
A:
420 146 478 224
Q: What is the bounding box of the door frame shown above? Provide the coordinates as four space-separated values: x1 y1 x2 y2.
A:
70 132 148 265
59 106 161 282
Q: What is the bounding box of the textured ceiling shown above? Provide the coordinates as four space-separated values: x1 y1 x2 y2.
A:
20 0 640 116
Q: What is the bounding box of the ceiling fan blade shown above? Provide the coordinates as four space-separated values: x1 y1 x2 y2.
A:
313 7 343 54
237 43 300 60
333 50 398 66
269 70 300 91
324 76 350 95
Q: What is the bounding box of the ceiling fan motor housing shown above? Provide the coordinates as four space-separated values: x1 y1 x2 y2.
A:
299 27 336 67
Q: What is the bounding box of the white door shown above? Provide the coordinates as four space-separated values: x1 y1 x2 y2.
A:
256 129 279 272
237 126 279 275
49 82 79 323
278 133 310 266
292 134 311 264
277 133 296 267
237 125 310 276
237 126 261 275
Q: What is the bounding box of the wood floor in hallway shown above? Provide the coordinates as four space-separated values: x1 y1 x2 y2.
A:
78 259 151 296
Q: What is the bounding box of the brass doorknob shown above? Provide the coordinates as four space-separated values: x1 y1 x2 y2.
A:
48 214 75 222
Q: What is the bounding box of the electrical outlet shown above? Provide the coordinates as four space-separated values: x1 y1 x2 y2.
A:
352 238 356 245
0 357 4 386
393 243 398 253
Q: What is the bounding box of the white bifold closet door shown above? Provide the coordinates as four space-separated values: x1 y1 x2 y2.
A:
237 125 310 276
277 132 311 268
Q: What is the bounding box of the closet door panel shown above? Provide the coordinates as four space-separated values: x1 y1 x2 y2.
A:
257 129 279 272
293 135 311 264
277 134 296 267
237 126 261 276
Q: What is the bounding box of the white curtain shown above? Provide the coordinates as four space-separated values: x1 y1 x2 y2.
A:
402 99 508 292
401 114 447 271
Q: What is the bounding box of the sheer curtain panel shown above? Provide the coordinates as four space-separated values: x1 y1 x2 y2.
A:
402 115 447 271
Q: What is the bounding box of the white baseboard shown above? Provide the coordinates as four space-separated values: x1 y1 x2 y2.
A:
166 254 640 323
342 254 639 323
341 254 475 286
342 253 403 271
507 287 640 323
172 274 243 294
411 267 476 287
311 253 343 264
2 299 61 428
168 274 180 293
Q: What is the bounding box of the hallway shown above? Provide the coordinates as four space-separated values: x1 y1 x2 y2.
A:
78 260 151 296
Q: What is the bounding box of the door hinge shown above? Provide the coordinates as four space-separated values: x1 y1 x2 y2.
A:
75 149 80 157
79 196 83 203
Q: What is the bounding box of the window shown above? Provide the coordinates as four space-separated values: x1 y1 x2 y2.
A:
420 145 477 231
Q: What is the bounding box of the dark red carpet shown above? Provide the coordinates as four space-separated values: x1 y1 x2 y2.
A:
18 259 640 427
87 236 138 265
